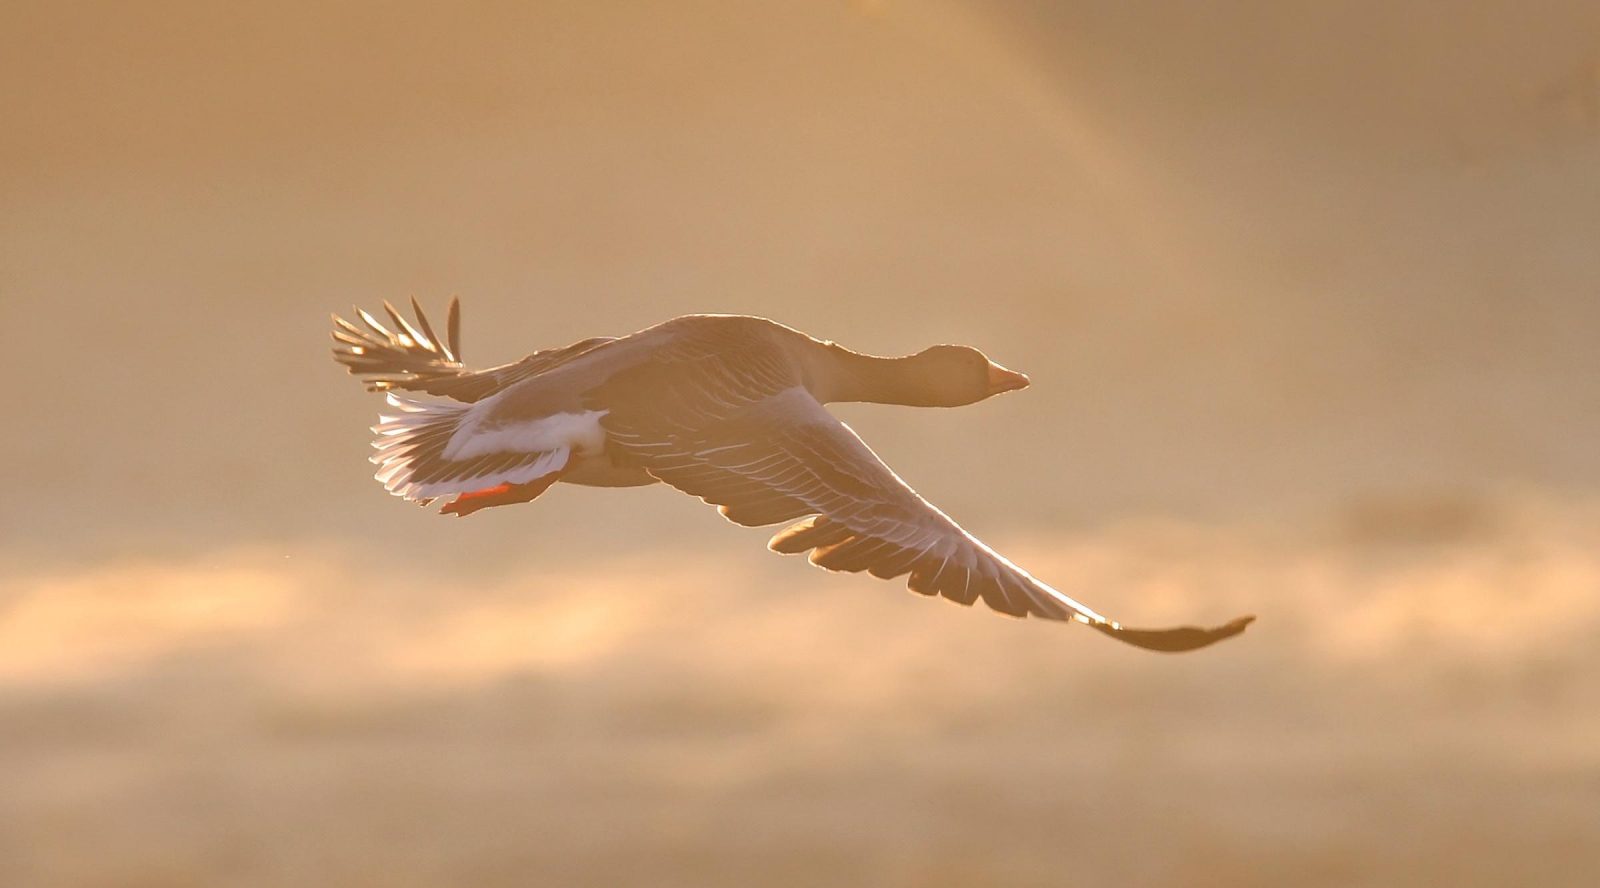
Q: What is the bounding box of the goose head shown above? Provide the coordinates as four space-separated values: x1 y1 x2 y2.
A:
891 344 1030 407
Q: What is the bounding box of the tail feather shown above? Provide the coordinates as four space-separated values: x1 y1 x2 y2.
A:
370 393 568 509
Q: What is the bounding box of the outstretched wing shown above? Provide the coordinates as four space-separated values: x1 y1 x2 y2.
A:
587 331 1253 653
331 298 614 402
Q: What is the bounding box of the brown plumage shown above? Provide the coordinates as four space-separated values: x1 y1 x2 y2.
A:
332 300 1254 653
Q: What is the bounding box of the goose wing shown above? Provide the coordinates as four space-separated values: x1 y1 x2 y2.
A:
587 331 1253 653
332 298 614 402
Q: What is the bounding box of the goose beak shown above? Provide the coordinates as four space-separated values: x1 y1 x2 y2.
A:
987 364 1030 394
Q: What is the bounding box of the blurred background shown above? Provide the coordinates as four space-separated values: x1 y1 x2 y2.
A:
3 1 1598 885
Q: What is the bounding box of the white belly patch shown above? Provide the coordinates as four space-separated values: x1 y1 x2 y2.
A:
443 409 608 461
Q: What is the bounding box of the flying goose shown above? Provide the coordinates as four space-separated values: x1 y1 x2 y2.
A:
331 299 1253 653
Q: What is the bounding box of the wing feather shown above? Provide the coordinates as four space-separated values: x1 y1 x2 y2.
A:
331 298 615 402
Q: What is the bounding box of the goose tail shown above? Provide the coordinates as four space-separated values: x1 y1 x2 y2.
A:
369 393 571 515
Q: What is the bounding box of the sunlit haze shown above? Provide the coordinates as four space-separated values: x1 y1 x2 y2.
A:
3 1 1598 885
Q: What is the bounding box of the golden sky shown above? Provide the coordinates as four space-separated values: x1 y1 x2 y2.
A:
2 2 1598 884
3 0 1597 563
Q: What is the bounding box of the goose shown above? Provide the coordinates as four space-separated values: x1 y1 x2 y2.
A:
331 299 1253 653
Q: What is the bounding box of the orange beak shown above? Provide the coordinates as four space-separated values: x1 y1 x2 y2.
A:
986 363 1030 394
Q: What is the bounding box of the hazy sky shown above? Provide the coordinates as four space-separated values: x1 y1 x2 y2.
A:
3 0 1597 564
4 5 1599 885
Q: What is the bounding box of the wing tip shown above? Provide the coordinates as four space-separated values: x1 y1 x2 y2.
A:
1092 613 1255 653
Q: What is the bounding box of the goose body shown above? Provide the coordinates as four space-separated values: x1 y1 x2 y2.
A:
333 300 1253 653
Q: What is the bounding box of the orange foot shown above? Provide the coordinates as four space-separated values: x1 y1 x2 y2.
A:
441 472 563 517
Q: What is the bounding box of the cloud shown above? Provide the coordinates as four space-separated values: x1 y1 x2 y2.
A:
0 557 301 684
3 495 1596 695
3 498 1598 887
